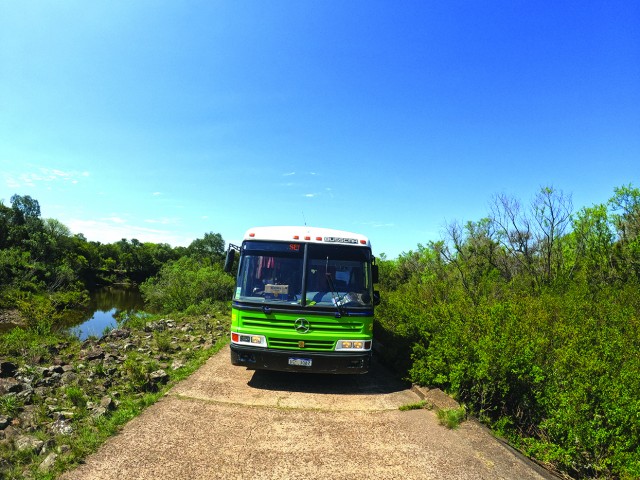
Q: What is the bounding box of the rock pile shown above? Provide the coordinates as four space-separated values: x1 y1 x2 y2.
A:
0 314 228 477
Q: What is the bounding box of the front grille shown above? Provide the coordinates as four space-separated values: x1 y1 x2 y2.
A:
268 337 335 351
241 315 363 333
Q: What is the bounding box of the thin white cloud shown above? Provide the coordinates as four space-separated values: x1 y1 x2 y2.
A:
361 221 396 228
103 216 127 224
152 192 162 196
283 172 296 176
304 193 317 198
4 174 20 188
144 217 179 225
67 218 192 246
3 167 89 188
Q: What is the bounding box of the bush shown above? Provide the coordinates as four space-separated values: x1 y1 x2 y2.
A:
140 257 234 313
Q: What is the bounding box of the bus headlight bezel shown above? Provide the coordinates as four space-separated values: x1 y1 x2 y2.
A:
335 340 372 351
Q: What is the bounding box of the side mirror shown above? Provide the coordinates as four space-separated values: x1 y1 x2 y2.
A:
372 264 379 284
373 290 381 306
224 249 236 273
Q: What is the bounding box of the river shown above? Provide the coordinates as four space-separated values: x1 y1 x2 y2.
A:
66 286 146 340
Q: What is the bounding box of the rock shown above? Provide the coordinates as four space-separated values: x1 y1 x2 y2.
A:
100 395 115 411
0 415 12 430
51 419 73 435
17 385 34 402
58 444 71 454
145 321 164 332
0 361 18 378
36 374 61 388
149 369 169 385
18 405 40 430
43 365 64 377
83 347 105 361
15 435 45 452
39 452 58 472
34 386 48 397
108 328 130 339
91 406 107 418
3 425 18 440
171 360 185 370
54 411 75 420
0 377 22 394
60 371 78 385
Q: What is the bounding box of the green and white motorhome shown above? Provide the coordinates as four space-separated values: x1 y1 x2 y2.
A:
225 226 379 374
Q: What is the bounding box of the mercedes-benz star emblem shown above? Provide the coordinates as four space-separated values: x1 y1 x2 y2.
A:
294 318 310 333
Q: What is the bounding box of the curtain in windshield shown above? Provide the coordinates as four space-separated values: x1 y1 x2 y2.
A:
235 241 304 302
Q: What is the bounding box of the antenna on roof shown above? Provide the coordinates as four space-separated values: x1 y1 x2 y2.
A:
302 211 307 226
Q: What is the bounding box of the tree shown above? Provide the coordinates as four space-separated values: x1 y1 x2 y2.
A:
188 232 225 262
531 186 572 283
10 194 41 223
609 184 640 280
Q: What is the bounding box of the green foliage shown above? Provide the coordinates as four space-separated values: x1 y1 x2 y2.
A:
64 386 87 409
399 400 429 411
0 394 22 417
377 184 640 478
140 256 235 313
437 407 466 429
154 331 173 353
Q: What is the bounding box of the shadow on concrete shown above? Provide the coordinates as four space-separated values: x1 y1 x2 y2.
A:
246 357 410 395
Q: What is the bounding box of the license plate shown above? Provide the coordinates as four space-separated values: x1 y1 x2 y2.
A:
288 357 312 367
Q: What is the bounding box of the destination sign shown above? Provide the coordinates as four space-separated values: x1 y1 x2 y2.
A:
324 237 358 244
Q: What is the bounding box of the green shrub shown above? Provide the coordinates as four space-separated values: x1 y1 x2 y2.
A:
140 257 234 313
64 386 86 408
154 331 172 353
437 407 466 429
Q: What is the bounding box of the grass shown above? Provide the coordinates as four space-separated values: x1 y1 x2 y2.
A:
64 386 87 409
399 400 431 411
0 395 22 417
436 406 467 429
0 308 230 480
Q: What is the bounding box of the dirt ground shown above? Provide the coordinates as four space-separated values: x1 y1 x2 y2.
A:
62 345 557 480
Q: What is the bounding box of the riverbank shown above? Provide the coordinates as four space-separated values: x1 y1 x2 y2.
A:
0 308 230 479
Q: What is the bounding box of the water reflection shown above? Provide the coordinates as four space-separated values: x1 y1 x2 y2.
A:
65 286 146 340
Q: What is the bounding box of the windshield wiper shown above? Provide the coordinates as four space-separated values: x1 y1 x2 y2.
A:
325 256 347 317
325 272 345 317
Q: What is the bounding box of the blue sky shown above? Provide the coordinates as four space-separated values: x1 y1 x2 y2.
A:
1 1 638 258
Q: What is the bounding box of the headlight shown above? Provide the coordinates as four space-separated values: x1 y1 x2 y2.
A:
231 332 267 347
335 340 372 351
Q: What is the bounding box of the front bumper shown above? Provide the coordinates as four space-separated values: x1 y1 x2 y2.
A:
230 344 371 374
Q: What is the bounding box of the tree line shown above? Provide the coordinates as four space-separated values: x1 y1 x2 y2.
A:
0 194 231 320
375 184 640 479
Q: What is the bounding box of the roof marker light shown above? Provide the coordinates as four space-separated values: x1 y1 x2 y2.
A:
360 239 366 244
305 236 311 240
249 233 255 237
316 237 322 241
293 235 300 240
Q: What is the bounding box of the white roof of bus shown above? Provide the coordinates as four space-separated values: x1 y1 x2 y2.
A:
243 226 371 248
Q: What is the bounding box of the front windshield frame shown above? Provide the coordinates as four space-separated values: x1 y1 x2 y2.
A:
234 240 373 309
